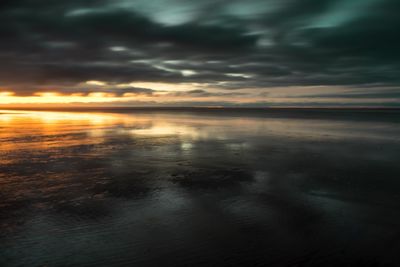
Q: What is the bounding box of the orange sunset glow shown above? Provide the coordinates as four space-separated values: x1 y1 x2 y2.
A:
0 91 140 104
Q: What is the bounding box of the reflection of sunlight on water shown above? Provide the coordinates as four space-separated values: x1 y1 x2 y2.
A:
180 142 194 151
0 111 206 140
0 110 125 151
1 109 399 149
130 124 199 138
32 111 117 124
0 114 12 122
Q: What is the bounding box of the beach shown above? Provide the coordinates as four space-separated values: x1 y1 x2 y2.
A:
1 109 400 266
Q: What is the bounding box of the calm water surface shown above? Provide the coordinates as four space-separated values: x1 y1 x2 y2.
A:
1 109 400 266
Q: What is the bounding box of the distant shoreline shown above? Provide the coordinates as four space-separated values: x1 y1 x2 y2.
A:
1 107 400 123
1 106 400 112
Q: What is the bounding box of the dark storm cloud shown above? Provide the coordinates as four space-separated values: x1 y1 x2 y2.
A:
0 0 399 103
9 85 156 96
54 86 155 97
298 0 400 61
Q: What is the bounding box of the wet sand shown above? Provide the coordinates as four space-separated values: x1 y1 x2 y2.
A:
0 109 400 266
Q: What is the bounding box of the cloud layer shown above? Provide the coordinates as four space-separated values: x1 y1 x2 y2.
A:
0 0 399 106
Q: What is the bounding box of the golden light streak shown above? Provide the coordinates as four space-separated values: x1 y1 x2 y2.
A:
34 92 60 97
0 91 141 105
86 80 107 86
88 92 115 98
0 91 15 97
120 82 203 91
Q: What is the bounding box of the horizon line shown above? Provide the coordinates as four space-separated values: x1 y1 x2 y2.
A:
2 106 400 112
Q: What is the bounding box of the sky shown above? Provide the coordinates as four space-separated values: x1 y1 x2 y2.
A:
0 0 399 107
